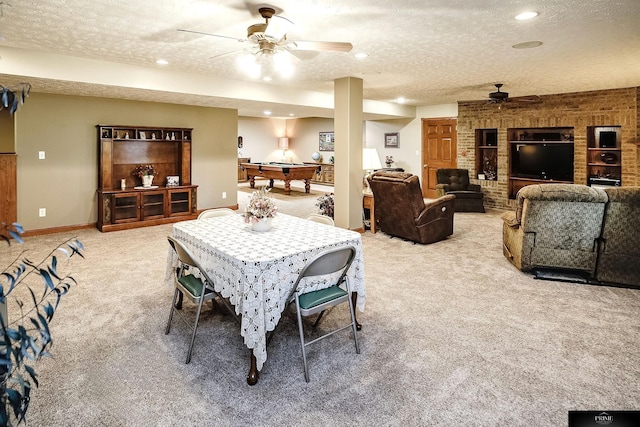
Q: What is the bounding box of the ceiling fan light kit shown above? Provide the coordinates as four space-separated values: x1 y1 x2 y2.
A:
178 6 352 80
489 84 509 102
487 83 541 107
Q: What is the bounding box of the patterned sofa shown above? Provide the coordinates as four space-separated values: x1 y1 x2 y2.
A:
597 187 640 286
501 184 639 288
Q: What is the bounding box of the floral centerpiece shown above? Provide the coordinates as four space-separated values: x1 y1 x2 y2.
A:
132 164 157 177
244 187 277 230
316 192 334 218
133 164 158 188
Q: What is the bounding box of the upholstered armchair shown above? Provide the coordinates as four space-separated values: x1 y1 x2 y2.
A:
435 169 485 212
501 184 608 276
367 171 455 244
596 187 640 287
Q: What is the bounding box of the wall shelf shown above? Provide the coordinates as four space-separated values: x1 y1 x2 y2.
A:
475 129 498 181
587 126 622 187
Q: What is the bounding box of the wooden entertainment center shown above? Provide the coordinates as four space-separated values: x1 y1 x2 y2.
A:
96 125 198 232
507 127 574 198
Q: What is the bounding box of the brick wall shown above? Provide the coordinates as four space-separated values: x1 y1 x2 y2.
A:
457 87 639 209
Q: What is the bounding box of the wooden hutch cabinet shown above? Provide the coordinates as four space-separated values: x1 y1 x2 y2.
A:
304 162 334 185
96 125 198 232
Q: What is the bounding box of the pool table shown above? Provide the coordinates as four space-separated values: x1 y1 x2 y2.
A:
240 162 321 195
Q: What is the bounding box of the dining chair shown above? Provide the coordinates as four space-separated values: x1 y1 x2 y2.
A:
165 236 239 363
287 245 360 382
198 208 236 219
305 213 335 226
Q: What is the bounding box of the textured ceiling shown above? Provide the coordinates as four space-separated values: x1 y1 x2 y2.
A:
1 0 639 118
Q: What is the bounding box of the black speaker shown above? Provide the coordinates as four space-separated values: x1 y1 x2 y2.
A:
599 131 617 148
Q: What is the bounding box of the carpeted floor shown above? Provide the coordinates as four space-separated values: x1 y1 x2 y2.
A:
4 184 639 426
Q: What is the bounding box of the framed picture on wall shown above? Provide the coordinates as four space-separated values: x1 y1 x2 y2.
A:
385 132 399 148
319 132 335 151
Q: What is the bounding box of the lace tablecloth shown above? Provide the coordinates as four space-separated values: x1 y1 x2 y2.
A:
166 213 365 370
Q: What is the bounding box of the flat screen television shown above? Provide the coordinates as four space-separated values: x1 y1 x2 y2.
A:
514 144 574 181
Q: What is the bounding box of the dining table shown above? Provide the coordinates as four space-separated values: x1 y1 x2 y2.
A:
165 212 365 384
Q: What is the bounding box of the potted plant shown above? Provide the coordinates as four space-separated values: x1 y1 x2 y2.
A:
316 193 334 218
132 164 158 188
0 222 84 425
243 187 277 231
0 84 30 115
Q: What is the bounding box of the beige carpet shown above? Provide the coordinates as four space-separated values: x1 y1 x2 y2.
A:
5 186 639 426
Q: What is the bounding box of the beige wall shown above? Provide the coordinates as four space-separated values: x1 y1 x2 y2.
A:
15 93 238 230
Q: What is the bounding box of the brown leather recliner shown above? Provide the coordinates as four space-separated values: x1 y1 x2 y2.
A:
367 171 455 244
435 168 485 212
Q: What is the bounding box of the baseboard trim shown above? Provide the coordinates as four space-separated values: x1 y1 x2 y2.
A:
22 223 95 237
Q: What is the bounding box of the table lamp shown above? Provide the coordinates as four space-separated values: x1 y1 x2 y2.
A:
278 137 289 162
362 147 382 193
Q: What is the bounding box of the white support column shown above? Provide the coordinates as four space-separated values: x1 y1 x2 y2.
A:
333 77 363 230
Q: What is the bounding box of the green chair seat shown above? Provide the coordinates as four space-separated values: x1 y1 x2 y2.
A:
178 274 205 297
298 285 347 310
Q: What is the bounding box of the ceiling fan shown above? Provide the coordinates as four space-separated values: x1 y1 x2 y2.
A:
488 84 541 105
177 7 353 60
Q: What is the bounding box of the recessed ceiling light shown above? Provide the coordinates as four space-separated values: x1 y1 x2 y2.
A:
512 41 543 49
355 52 368 59
289 113 294 117
396 97 406 104
515 11 538 20
262 76 273 82
155 59 169 65
263 110 272 116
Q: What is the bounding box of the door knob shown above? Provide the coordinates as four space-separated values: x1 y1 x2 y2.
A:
423 164 428 169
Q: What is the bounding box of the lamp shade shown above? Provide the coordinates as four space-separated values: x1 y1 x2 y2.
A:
362 148 382 170
278 137 289 150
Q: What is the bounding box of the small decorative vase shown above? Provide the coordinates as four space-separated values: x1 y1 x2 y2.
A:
251 217 272 232
142 175 154 188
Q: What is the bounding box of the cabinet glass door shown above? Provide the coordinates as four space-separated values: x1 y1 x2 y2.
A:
112 193 139 223
142 191 165 219
168 189 191 216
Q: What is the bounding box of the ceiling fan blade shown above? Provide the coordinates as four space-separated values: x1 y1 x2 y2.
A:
177 29 246 43
209 49 247 60
286 40 353 52
513 96 542 102
264 15 294 41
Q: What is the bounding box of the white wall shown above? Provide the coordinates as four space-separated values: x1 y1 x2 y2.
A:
238 116 335 164
238 103 458 179
363 104 458 176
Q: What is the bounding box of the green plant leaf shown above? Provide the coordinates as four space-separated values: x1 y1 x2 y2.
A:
43 302 54 320
8 229 23 244
38 269 55 291
24 365 38 387
56 247 70 258
36 312 51 340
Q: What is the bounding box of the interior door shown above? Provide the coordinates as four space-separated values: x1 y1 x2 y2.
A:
421 118 457 198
